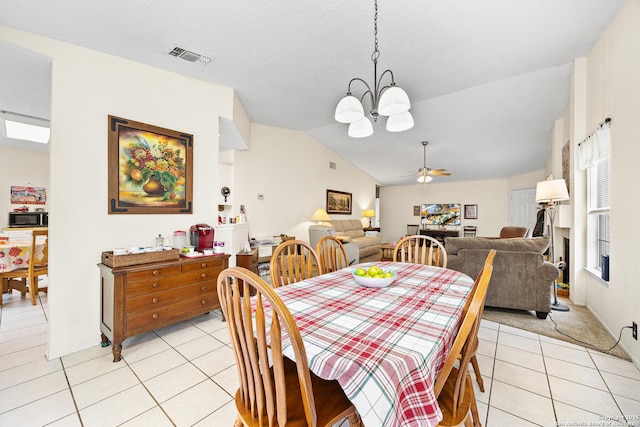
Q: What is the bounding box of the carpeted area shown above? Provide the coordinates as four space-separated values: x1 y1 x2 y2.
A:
482 297 631 361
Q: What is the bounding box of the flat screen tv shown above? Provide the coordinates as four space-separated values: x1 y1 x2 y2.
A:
420 203 461 226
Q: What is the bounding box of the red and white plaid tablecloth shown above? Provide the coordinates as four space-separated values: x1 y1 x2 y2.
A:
271 261 475 427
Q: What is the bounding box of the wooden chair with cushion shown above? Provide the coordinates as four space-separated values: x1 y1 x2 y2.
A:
435 250 495 427
0 229 48 305
218 266 362 427
393 235 448 268
270 239 320 287
315 235 349 274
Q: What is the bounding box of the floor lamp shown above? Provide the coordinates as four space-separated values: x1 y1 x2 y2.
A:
535 179 570 312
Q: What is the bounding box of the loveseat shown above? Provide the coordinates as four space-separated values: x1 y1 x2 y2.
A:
445 236 559 319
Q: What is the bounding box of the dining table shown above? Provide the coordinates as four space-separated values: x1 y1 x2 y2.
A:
0 239 37 273
266 261 475 427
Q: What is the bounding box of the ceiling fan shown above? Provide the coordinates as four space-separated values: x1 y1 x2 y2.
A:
416 141 451 184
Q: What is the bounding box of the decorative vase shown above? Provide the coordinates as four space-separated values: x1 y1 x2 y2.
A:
142 176 166 196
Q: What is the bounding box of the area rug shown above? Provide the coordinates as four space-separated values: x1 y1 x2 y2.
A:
482 297 631 361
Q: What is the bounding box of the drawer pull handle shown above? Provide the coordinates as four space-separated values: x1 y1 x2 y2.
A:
201 286 206 292
152 313 159 319
152 283 159 288
153 271 159 276
200 263 207 268
152 297 159 303
201 274 206 279
201 299 206 305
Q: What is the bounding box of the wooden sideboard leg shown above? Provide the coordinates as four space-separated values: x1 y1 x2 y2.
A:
111 343 122 363
100 332 110 347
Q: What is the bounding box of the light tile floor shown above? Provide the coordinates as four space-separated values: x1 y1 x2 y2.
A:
1 291 639 427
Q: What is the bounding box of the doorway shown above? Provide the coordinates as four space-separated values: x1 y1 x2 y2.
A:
510 188 537 229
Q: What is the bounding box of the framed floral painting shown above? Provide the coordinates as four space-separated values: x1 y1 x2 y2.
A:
108 116 193 214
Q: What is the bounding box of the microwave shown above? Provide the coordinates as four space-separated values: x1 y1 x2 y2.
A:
8 211 48 228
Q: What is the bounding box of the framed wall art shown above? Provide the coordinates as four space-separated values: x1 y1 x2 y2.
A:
326 189 352 215
464 204 478 219
108 115 193 214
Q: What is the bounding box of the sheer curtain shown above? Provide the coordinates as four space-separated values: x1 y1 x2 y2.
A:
578 119 611 170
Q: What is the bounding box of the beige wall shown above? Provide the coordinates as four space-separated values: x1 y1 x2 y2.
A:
379 170 545 243
552 0 640 365
233 123 378 241
0 146 49 224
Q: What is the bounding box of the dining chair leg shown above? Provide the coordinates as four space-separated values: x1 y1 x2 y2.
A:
471 355 484 392
233 415 244 426
469 378 482 427
28 275 37 305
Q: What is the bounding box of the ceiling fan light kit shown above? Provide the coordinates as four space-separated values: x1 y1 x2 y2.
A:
334 0 413 137
416 141 451 185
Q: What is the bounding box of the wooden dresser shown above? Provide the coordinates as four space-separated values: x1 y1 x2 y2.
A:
98 254 229 362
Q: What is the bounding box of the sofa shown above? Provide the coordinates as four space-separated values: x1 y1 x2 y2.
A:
309 225 360 265
445 236 559 319
309 220 382 263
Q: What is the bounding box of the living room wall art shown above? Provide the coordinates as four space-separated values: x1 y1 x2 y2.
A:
108 115 193 214
326 189 352 215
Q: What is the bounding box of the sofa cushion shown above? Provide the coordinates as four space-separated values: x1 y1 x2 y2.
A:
331 219 366 238
445 236 550 255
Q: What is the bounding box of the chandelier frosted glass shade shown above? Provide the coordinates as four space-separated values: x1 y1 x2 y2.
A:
348 116 374 138
386 111 414 132
378 86 411 116
417 174 434 184
335 95 365 123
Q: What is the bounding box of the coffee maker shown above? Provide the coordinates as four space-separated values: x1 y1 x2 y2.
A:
189 224 215 252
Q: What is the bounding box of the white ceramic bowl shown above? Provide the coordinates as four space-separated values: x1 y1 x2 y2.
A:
352 269 397 288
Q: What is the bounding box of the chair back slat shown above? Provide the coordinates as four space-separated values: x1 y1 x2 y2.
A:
270 240 320 287
393 235 448 268
218 267 318 426
315 235 349 274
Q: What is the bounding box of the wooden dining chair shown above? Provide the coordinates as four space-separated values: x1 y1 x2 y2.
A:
393 235 448 268
270 239 320 288
0 229 48 305
218 267 362 427
315 235 349 274
460 250 498 394
434 250 495 427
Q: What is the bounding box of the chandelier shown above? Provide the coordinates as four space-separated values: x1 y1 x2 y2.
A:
334 0 413 138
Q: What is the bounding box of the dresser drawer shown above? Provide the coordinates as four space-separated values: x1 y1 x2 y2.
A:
126 293 219 332
126 281 217 314
181 257 226 272
126 265 182 281
126 270 217 297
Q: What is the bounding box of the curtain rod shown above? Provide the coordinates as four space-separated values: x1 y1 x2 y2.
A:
578 117 611 146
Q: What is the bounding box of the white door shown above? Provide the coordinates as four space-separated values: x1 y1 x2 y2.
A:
510 188 537 229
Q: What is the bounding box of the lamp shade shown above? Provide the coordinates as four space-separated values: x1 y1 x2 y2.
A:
378 86 411 116
535 179 569 203
386 110 414 132
363 209 375 218
348 116 373 138
335 95 365 123
311 208 330 222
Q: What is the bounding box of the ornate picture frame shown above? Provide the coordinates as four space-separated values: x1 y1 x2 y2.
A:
326 189 352 215
108 115 193 214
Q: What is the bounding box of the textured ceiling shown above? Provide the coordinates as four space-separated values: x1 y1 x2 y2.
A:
0 0 624 185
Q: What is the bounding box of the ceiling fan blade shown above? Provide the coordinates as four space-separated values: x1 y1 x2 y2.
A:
428 170 451 176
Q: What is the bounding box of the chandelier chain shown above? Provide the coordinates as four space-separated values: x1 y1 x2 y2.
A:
372 0 380 62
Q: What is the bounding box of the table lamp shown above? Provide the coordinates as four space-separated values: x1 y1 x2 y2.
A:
535 178 570 312
311 208 331 225
363 209 375 228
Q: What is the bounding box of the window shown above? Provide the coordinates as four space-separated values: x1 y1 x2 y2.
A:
587 156 610 271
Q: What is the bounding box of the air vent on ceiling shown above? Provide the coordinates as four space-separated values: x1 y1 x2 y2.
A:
168 46 212 65
329 162 337 170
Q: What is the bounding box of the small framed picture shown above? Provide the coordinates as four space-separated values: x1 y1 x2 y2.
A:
464 204 478 219
413 205 420 216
